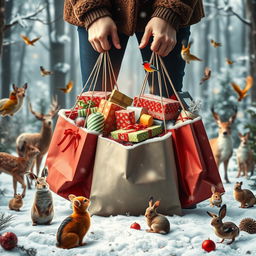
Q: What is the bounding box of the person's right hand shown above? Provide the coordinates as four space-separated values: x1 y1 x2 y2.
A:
88 16 121 53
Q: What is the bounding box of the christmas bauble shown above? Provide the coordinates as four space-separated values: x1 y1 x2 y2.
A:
87 112 104 133
202 239 216 252
0 232 18 250
75 117 86 127
130 222 141 230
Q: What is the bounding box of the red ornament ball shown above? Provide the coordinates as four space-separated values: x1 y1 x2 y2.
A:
75 117 86 127
0 232 18 250
202 239 216 252
130 222 141 230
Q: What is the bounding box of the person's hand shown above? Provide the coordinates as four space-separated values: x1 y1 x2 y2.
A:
88 16 121 52
139 17 177 57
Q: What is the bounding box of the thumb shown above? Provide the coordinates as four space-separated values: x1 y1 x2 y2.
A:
139 28 152 49
111 28 121 49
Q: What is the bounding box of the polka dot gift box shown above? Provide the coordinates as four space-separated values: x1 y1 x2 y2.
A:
98 99 124 135
115 109 136 129
133 94 180 121
77 91 111 107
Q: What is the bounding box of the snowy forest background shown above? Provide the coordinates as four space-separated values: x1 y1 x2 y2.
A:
0 0 256 153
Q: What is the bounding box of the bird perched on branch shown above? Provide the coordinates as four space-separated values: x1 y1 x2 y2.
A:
142 61 159 72
40 66 53 76
181 42 202 64
20 35 41 46
0 84 28 117
210 39 222 48
231 76 253 102
59 81 74 94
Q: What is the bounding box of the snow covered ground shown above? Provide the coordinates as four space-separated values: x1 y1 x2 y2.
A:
1 154 256 256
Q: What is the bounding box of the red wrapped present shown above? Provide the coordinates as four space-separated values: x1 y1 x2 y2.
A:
133 94 180 121
98 99 124 135
115 110 136 129
78 91 111 107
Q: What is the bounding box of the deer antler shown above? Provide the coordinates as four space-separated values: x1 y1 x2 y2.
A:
211 105 221 123
28 99 44 120
48 96 59 117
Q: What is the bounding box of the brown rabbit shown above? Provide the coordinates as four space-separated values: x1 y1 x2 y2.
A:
56 194 91 249
207 204 239 245
209 186 224 208
9 194 23 211
144 197 170 234
28 169 54 226
233 181 256 208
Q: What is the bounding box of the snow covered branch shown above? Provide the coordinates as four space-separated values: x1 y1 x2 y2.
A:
4 5 45 31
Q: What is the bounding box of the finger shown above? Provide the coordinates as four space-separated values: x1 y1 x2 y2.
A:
90 40 97 52
94 39 104 53
162 44 172 57
150 36 161 53
157 42 168 56
111 28 121 49
139 27 152 49
99 36 111 51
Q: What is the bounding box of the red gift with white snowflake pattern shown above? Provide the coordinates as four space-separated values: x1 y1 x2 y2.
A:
115 110 136 129
133 94 180 121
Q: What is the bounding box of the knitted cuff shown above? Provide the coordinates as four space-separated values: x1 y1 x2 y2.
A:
83 8 111 30
151 7 180 31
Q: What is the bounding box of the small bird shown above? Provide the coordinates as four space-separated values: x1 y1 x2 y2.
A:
181 42 202 64
143 61 159 72
210 39 222 48
231 76 253 102
200 67 211 85
20 35 41 46
40 66 53 76
59 81 74 93
226 58 234 65
0 92 18 116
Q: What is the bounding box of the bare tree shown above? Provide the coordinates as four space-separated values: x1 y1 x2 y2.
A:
0 0 4 56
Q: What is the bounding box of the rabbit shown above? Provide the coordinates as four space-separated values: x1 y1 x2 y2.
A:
209 186 224 208
233 181 256 208
27 168 54 226
207 204 239 245
9 193 23 211
144 197 170 234
56 194 91 249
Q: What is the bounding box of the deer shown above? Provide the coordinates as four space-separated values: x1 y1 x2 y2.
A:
0 143 40 197
209 106 237 183
16 97 59 178
236 132 255 178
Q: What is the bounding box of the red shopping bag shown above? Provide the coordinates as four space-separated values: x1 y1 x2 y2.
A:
46 110 98 199
170 118 224 208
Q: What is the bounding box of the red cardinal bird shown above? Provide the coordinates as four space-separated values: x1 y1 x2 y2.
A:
143 61 159 72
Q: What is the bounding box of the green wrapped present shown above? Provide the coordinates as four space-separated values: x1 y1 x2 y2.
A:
111 124 163 143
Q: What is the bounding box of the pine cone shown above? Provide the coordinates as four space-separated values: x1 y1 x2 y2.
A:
239 218 256 234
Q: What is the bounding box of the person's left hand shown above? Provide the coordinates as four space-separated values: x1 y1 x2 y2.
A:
139 17 177 57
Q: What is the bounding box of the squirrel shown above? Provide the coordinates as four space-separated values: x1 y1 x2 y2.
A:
233 182 256 208
56 194 91 249
9 194 23 211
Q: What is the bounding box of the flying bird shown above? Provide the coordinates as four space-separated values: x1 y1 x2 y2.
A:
200 67 211 85
20 35 41 46
231 76 253 101
181 42 202 64
210 39 222 48
226 58 234 65
59 81 74 94
142 61 159 72
40 66 53 76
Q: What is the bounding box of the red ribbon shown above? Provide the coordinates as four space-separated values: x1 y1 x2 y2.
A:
119 124 152 141
57 128 81 153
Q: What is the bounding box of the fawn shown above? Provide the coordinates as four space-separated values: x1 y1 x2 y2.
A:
0 143 40 197
209 106 237 183
236 133 254 178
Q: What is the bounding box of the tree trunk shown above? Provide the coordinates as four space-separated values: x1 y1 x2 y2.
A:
0 0 4 56
214 0 221 72
1 0 12 98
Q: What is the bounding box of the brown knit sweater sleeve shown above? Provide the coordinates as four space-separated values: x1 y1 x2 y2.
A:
67 0 112 29
151 0 200 30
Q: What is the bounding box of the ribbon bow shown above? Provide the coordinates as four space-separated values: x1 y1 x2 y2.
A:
57 128 81 153
77 100 95 109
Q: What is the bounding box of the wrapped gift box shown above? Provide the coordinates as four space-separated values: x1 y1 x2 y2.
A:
133 94 180 121
111 125 163 143
127 106 148 122
115 110 136 129
78 91 111 107
109 89 133 108
98 99 124 134
65 107 98 120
